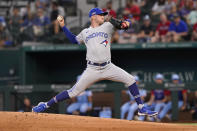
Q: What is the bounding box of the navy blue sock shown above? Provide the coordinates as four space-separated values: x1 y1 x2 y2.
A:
47 90 70 107
128 83 143 106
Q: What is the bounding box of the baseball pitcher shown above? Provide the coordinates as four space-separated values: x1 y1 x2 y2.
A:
32 8 158 117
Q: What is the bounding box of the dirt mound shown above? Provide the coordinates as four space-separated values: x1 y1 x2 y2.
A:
0 112 196 131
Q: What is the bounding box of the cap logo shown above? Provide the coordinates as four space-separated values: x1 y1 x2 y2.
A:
92 12 96 16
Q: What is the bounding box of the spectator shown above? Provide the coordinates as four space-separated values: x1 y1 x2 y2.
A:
192 23 197 41
166 13 188 42
190 91 197 120
18 97 32 112
178 0 193 20
9 6 22 26
179 0 194 10
152 0 166 16
47 0 65 18
138 15 154 43
123 0 141 21
40 0 50 10
0 16 6 27
21 3 34 23
50 0 65 18
29 0 45 15
20 2 32 20
57 5 65 18
187 7 197 26
20 4 34 41
66 90 93 116
168 5 178 21
164 0 176 16
50 1 60 35
194 0 197 8
151 13 170 43
118 15 140 44
0 17 13 47
178 0 187 8
102 1 116 18
32 7 50 40
138 73 168 121
99 107 112 118
9 6 22 44
157 74 187 121
133 0 146 7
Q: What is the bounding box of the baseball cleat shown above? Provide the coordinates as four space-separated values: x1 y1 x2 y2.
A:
32 102 48 113
138 106 158 116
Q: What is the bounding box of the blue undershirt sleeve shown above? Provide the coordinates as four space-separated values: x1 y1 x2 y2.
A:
62 26 79 44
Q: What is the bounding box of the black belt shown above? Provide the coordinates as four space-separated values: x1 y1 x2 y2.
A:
88 61 110 66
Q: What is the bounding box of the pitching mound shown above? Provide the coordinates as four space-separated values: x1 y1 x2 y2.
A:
0 112 196 131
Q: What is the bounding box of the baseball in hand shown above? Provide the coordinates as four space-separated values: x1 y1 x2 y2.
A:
57 15 63 22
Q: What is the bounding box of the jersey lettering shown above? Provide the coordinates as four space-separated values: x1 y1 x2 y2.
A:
85 32 108 43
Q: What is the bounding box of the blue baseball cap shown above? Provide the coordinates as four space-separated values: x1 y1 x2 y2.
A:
89 7 108 18
172 74 179 80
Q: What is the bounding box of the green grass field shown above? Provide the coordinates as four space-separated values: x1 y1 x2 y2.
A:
178 123 197 126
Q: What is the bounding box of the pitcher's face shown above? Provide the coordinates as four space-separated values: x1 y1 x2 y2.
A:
93 14 105 25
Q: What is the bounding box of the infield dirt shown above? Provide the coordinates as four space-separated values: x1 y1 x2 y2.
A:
0 112 196 131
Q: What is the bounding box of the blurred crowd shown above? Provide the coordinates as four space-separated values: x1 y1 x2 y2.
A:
0 0 197 48
0 0 66 47
111 0 197 44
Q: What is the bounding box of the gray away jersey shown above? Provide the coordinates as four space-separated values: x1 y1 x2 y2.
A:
76 22 114 63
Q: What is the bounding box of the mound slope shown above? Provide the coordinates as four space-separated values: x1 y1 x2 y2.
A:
0 112 196 131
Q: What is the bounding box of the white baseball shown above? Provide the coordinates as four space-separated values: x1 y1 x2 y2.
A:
57 15 63 22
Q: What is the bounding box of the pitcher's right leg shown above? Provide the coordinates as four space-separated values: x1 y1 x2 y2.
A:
32 67 101 113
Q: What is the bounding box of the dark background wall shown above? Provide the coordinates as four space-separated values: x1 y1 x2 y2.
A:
0 46 196 85
23 48 197 84
0 49 20 85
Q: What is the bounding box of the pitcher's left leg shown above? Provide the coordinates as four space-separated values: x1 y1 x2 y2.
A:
32 67 101 113
103 63 158 116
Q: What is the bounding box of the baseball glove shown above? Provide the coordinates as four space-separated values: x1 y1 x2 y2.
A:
109 17 129 30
